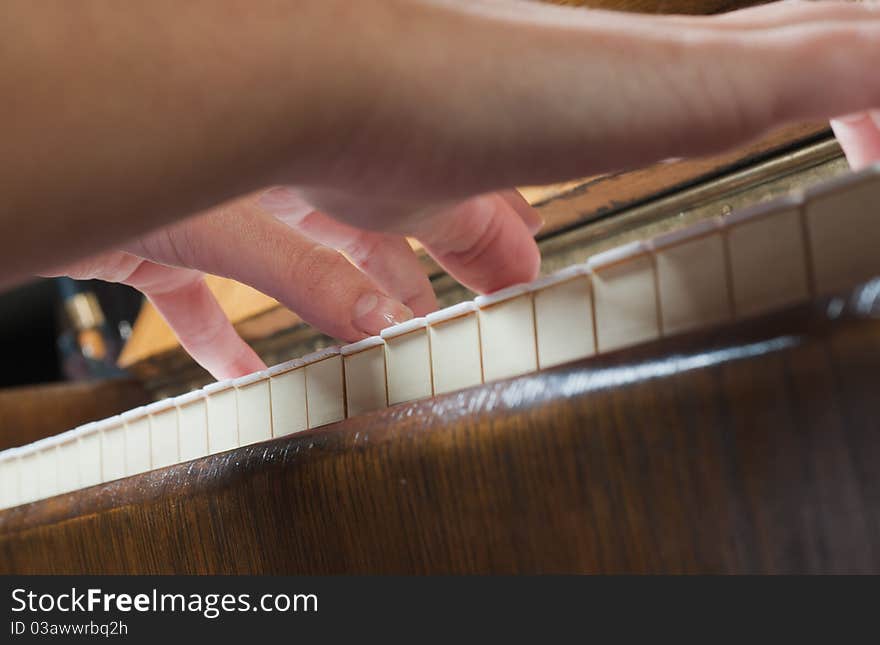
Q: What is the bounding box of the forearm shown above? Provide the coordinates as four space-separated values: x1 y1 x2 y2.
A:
0 0 369 285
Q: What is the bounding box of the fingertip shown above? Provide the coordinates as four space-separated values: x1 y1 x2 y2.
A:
421 193 542 295
831 112 880 171
215 346 267 380
352 292 414 337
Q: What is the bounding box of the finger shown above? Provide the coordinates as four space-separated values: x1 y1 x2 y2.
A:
413 192 541 295
260 186 437 316
125 262 266 380
831 112 880 171
44 251 264 380
126 196 413 341
498 189 544 236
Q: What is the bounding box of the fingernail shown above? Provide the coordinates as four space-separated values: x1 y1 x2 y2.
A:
353 292 413 335
258 186 305 213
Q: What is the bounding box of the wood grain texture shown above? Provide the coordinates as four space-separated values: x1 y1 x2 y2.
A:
3 281 880 574
0 379 149 450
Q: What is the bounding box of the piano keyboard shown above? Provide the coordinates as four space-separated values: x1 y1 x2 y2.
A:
1 163 878 512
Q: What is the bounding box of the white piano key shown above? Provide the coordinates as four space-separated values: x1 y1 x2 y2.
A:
476 284 538 382
267 359 308 437
427 302 483 395
18 446 40 504
382 318 433 405
805 165 880 294
204 380 239 454
342 337 388 417
588 241 661 352
532 265 596 369
724 196 810 318
235 372 273 446
175 390 209 461
147 398 179 469
652 219 732 336
56 431 80 494
122 407 151 476
0 450 19 510
37 441 59 501
77 423 103 489
100 416 127 483
304 347 345 428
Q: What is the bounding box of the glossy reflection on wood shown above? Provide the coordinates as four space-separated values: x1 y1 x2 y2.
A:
2 282 880 573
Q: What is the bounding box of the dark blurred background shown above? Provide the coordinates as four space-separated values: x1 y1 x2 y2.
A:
0 279 143 388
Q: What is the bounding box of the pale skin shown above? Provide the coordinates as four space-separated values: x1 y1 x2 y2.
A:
1 0 879 379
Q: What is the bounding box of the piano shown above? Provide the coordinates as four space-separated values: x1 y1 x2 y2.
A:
2 2 880 574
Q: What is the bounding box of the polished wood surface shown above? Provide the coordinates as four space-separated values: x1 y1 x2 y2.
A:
0 379 149 451
4 280 879 573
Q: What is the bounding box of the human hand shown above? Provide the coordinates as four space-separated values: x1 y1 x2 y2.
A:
18 0 880 379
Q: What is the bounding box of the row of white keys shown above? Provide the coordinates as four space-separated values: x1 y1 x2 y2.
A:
1 165 877 510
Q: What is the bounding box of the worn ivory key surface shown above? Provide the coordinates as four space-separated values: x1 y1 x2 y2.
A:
724 196 811 318
532 265 595 369
0 451 18 509
266 359 308 437
342 337 388 417
77 423 102 489
476 285 538 382
100 416 126 483
427 302 483 395
652 218 732 335
122 407 151 475
382 318 433 405
176 391 209 461
56 431 79 494
303 348 345 428
148 399 179 469
235 372 273 446
37 441 58 501
589 242 661 352
18 448 39 505
805 166 880 295
204 380 239 454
